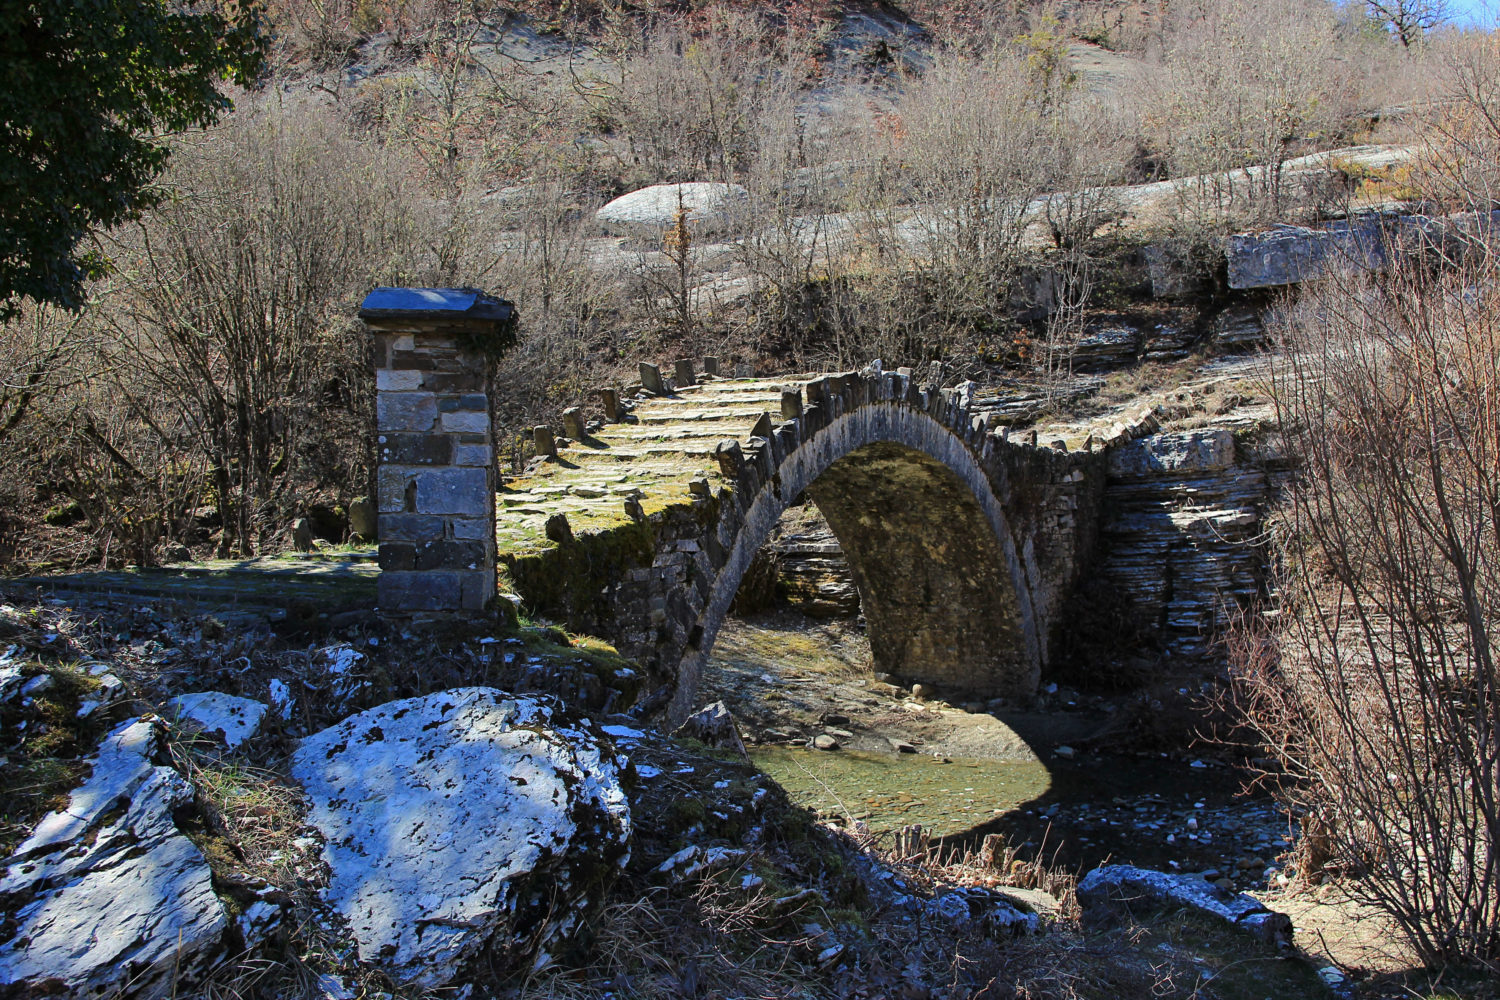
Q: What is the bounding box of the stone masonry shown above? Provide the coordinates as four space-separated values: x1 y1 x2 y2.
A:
360 288 515 615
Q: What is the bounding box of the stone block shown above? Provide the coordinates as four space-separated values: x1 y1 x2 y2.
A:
348 498 378 539
379 571 464 613
377 369 425 391
459 570 496 611
378 393 438 433
640 363 665 395
441 411 489 434
389 351 437 371
377 467 417 513
379 543 417 572
450 517 493 541
377 433 452 466
421 372 485 393
380 513 446 541
437 394 489 413
452 443 492 467
412 539 489 572
781 388 803 420
415 468 491 516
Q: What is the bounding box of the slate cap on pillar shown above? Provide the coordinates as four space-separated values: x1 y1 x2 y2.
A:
359 287 516 322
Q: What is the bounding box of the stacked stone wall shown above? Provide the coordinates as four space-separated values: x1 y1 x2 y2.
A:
371 324 496 613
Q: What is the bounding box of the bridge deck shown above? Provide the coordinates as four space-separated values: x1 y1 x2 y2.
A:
497 376 818 555
493 362 1223 559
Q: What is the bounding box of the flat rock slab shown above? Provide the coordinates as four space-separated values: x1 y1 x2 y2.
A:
597 182 749 239
0 718 229 999
1107 429 1237 479
1077 864 1292 946
292 689 632 987
167 691 268 748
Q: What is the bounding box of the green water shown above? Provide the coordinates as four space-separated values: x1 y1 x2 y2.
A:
750 746 1053 837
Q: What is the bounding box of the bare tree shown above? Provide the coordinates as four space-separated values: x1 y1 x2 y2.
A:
1137 0 1366 229
1236 243 1500 968
109 110 423 556
1366 0 1452 49
0 304 86 447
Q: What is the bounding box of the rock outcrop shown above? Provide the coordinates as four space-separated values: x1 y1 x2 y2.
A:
596 182 750 240
166 691 268 748
1095 428 1270 656
0 718 230 999
291 689 632 987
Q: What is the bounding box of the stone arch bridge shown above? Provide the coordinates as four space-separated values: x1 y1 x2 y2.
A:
495 363 1154 723
359 285 1266 725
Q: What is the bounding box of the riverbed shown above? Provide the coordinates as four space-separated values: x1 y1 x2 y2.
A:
705 612 1298 887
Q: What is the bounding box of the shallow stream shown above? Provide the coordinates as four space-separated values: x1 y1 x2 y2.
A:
710 615 1298 885
751 745 1051 836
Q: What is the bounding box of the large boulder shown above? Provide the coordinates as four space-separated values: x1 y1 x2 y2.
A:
596 182 749 240
291 689 632 987
1077 865 1291 946
0 718 230 999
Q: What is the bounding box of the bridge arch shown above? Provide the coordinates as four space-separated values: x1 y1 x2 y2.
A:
670 399 1040 723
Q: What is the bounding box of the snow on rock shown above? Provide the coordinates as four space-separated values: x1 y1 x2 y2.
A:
167 691 268 748
0 717 230 998
291 688 632 987
596 182 749 240
1106 429 1237 479
1077 865 1292 946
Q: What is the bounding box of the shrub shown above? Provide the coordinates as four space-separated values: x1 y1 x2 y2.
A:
103 109 425 556
1235 245 1500 968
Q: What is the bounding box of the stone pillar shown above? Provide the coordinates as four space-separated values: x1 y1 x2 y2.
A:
360 288 516 616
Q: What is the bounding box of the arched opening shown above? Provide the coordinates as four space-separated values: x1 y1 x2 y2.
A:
669 403 1039 725
688 424 1057 841
807 441 1032 695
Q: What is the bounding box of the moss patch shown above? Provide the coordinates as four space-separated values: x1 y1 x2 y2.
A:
0 664 112 857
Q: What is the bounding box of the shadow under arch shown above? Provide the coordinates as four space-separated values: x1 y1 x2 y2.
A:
670 402 1040 724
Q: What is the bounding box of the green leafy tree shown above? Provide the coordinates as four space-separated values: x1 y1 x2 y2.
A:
0 0 266 317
